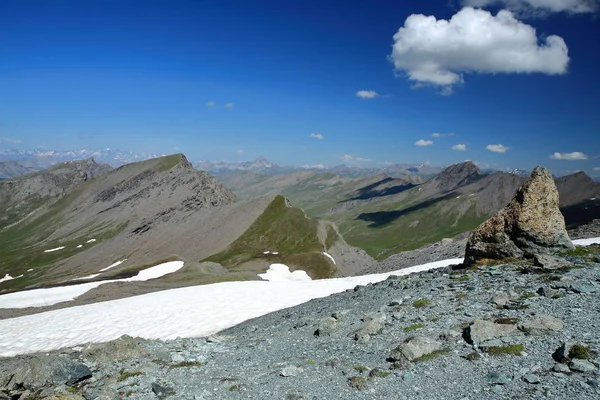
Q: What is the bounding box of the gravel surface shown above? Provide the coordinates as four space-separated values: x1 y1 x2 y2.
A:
2 245 599 399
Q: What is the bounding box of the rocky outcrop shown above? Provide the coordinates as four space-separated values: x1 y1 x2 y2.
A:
464 166 573 266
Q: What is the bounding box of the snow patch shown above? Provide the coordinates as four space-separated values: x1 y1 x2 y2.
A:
258 264 312 282
322 252 336 265
0 261 184 309
0 258 462 356
72 274 101 281
0 274 23 284
43 246 65 253
1 237 599 357
573 238 600 246
99 259 127 272
76 245 83 249
86 239 96 243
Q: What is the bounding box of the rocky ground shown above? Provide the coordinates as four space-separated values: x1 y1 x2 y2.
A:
1 244 599 400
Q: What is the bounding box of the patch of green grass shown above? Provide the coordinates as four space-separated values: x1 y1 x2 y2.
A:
487 344 524 356
336 199 489 260
354 365 368 373
452 275 471 281
413 349 450 363
455 293 467 299
430 317 441 322
156 153 185 172
347 376 367 390
117 370 144 382
560 245 599 257
67 387 77 393
569 344 589 360
204 195 336 278
552 293 565 299
304 360 317 365
228 385 242 392
168 361 203 369
494 317 519 325
403 323 424 332
286 394 305 400
412 299 430 308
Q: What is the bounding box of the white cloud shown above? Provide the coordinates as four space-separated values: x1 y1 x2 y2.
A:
355 90 379 99
432 132 455 138
390 7 569 91
486 144 510 153
207 101 216 107
594 167 600 171
225 103 234 109
340 155 372 163
415 139 434 146
0 137 22 144
463 0 599 14
549 151 588 160
452 144 467 151
309 133 325 140
236 149 244 154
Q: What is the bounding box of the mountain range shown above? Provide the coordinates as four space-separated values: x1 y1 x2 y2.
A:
1 153 599 299
0 148 447 179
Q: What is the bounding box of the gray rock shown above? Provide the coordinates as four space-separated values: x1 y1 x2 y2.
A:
518 315 563 335
466 320 517 344
389 336 443 362
7 356 92 390
553 363 571 373
354 313 385 341
537 286 557 298
83 335 148 362
491 292 510 306
533 254 572 270
571 282 597 294
491 385 504 395
281 366 303 377
486 372 511 385
523 373 540 384
389 299 403 306
553 342 580 363
152 381 176 397
314 317 339 336
464 166 573 266
569 359 597 373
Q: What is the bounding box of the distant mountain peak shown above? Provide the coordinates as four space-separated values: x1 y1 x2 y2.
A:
433 161 483 193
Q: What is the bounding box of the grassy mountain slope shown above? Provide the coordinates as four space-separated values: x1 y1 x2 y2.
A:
222 162 600 261
204 195 339 279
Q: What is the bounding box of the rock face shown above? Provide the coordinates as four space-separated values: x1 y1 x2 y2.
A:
464 166 573 266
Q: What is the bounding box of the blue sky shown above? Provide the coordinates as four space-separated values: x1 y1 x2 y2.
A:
0 0 599 176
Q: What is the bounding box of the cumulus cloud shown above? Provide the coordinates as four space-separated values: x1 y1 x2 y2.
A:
432 132 455 138
452 144 467 151
463 0 599 14
236 149 244 154
415 139 434 146
486 144 510 153
355 90 379 99
225 103 234 109
389 7 569 91
549 151 588 160
207 101 216 107
309 133 325 140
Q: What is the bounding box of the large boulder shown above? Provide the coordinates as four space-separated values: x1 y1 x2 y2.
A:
464 166 573 266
